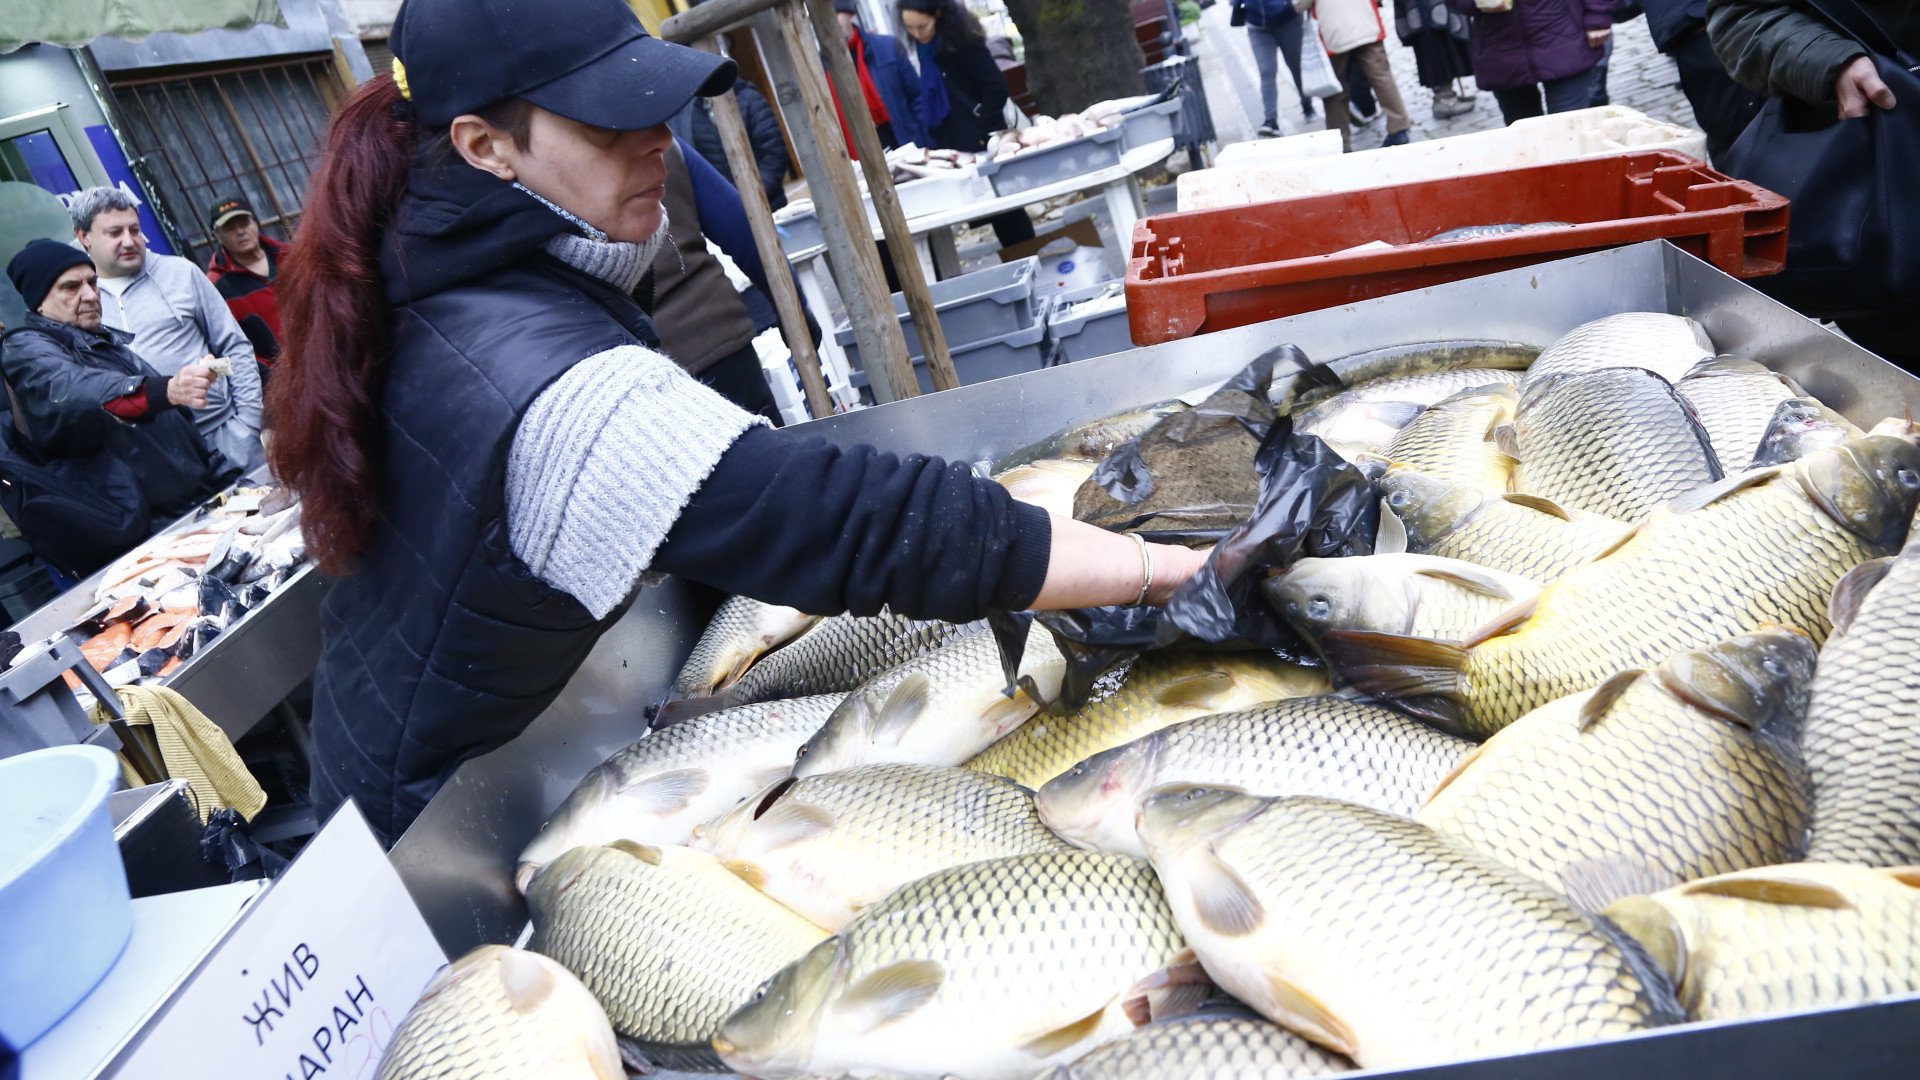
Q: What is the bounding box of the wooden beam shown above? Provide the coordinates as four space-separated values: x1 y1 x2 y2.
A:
800 0 959 391
751 5 920 401
661 0 785 44
698 35 835 418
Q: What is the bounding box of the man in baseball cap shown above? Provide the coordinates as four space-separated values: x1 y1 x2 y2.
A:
204 198 287 365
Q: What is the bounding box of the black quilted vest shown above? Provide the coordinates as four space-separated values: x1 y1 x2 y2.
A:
308 257 658 844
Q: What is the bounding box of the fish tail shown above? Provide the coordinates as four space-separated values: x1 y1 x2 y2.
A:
1316 630 1472 734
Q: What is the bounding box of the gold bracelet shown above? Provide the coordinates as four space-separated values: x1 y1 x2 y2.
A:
1130 532 1154 607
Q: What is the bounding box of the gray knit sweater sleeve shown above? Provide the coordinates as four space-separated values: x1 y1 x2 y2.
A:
507 346 765 618
504 228 766 619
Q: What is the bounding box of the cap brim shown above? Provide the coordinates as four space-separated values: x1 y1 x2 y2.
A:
212 211 252 228
521 34 736 131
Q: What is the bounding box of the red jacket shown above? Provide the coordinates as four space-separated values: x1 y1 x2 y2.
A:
206 235 285 361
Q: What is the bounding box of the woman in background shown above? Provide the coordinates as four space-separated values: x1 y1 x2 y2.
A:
897 0 1037 247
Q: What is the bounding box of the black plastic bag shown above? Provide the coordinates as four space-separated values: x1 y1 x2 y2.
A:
200 807 289 882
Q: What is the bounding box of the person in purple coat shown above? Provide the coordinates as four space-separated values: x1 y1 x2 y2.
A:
1450 0 1614 123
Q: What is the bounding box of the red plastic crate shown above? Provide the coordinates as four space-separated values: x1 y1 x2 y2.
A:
1125 150 1789 345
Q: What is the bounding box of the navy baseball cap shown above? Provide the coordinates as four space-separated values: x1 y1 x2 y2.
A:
391 0 736 129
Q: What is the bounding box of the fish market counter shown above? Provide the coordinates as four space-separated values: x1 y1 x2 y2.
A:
387 241 1920 1078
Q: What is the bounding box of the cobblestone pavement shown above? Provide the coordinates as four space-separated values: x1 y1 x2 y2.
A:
1192 0 1701 153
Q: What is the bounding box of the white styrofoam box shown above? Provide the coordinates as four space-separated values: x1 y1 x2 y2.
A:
773 169 989 253
1210 129 1345 169
1177 107 1709 211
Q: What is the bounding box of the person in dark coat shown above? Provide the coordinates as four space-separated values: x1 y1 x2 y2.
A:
1630 0 1762 162
1395 0 1479 118
2 240 237 575
1450 0 1615 123
670 78 792 212
896 0 1036 246
830 0 931 152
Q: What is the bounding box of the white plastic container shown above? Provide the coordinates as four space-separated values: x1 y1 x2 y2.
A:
0 744 131 1049
1211 129 1344 169
775 169 988 253
1178 106 1709 211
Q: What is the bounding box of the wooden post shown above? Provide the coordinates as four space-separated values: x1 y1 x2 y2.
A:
698 36 835 418
751 4 920 402
800 0 959 391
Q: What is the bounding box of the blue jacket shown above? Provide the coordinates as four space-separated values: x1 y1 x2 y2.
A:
855 28 931 149
1232 0 1300 28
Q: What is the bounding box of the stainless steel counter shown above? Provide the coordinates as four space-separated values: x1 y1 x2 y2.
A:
383 240 1920 1076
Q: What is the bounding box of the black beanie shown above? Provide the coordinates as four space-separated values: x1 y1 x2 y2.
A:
7 239 93 315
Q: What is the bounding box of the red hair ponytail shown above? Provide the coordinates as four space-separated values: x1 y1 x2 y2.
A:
269 76 418 574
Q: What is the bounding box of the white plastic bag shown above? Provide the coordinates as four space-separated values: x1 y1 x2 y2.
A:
1298 16 1342 99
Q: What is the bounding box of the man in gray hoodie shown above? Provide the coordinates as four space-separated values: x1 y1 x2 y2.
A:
70 187 264 471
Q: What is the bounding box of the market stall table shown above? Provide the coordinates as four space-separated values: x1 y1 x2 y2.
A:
790 137 1175 405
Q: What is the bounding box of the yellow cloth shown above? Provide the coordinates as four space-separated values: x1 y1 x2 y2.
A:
92 685 267 822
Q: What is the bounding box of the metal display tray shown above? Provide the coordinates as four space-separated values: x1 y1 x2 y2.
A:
390 242 1920 1078
976 123 1127 198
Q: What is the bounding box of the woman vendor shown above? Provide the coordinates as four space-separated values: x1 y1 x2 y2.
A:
271 0 1210 845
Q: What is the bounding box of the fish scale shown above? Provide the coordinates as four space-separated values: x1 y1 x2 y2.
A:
723 611 984 705
1140 794 1683 1071
1804 542 1920 865
1450 470 1884 736
1037 696 1472 858
1050 1008 1354 1078
1676 359 1803 471
1520 313 1714 391
965 651 1328 789
1603 864 1920 1021
695 763 1070 931
1418 627 1815 912
1383 466 1635 583
716 851 1190 1079
525 843 828 1071
671 597 817 697
1510 367 1722 522
376 945 622 1080
1384 383 1518 491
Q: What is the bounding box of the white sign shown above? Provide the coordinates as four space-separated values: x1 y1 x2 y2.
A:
117 803 449 1080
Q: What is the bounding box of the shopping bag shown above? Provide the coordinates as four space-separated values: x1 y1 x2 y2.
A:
1298 16 1342 99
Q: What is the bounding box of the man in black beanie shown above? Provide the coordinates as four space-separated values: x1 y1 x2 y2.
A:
2 239 238 576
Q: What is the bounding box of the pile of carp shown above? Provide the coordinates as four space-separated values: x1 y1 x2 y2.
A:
377 313 1920 1080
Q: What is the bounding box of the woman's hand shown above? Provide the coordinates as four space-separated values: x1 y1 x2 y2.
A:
1585 28 1611 48
1029 515 1213 611
1836 55 1896 119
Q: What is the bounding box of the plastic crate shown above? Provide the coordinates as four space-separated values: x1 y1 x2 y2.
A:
1180 106 1707 211
834 257 1039 360
1048 281 1132 365
1119 98 1183 153
1127 150 1789 345
848 298 1055 394
977 125 1127 197
774 170 984 253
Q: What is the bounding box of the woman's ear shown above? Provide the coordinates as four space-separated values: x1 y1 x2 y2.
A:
449 114 517 181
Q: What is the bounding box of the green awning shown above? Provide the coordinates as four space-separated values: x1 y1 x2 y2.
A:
1 0 285 55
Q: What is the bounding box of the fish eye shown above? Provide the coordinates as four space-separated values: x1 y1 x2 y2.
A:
1182 787 1210 801
795 743 811 760
752 981 771 1001
1761 656 1785 676
1307 596 1333 620
1897 468 1920 489
1388 491 1411 509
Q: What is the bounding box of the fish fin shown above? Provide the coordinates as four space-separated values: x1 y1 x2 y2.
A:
1461 596 1539 648
1152 671 1239 708
751 763 796 789
1829 558 1895 637
1371 400 1427 428
1667 467 1782 514
1502 492 1571 520
1315 630 1470 731
618 1037 656 1075
1261 970 1359 1058
1018 1006 1112 1058
617 769 710 815
1492 422 1521 459
1188 847 1267 937
1120 952 1214 1025
718 653 759 692
497 948 559 1014
1681 875 1855 910
1412 563 1526 601
752 801 836 850
838 960 946 1034
607 839 665 866
1374 497 1409 554
1416 744 1486 811
1582 520 1642 564
1883 868 1920 889
874 674 933 746
1576 671 1647 732
982 678 1044 733
1557 854 1674 912
1602 896 1689 988
722 859 767 888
